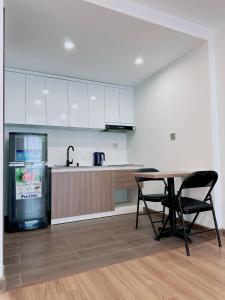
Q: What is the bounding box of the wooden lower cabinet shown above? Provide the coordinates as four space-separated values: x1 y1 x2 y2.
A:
51 168 141 220
51 171 114 219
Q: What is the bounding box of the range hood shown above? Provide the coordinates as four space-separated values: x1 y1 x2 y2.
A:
103 124 136 132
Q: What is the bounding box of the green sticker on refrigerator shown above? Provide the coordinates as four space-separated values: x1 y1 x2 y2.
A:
15 167 42 200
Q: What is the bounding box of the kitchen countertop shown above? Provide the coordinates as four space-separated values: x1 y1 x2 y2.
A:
51 164 143 173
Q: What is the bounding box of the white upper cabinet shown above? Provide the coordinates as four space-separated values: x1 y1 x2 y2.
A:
105 87 134 125
119 89 134 125
68 81 88 128
105 86 120 124
46 78 68 127
26 75 46 125
5 71 26 124
88 83 105 129
4 69 135 129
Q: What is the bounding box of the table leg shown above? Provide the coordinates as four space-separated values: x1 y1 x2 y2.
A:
167 177 176 236
156 177 176 238
157 177 191 241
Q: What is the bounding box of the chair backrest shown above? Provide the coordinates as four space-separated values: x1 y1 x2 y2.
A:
177 171 218 200
135 168 168 196
137 168 160 182
138 168 159 173
136 168 167 192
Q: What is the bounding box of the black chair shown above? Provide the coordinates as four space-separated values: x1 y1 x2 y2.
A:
135 168 168 238
161 171 222 256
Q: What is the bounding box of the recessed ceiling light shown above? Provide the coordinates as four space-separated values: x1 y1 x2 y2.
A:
42 89 49 95
64 40 75 50
72 104 78 110
90 96 96 101
60 114 67 120
134 57 144 65
35 100 41 106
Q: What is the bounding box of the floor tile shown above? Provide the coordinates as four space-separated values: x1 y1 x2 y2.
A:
113 229 151 242
18 228 61 241
5 252 80 276
18 238 70 254
4 233 18 243
5 274 21 290
19 234 65 248
76 241 129 259
126 236 156 248
65 230 108 244
3 213 215 291
4 254 20 266
21 250 137 286
59 226 104 236
70 236 118 251
20 244 74 263
131 239 183 257
104 223 152 235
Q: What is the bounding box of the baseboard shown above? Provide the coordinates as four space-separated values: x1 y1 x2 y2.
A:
52 205 137 225
220 228 225 237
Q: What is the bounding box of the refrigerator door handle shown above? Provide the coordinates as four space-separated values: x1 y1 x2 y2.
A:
9 162 48 167
9 162 25 167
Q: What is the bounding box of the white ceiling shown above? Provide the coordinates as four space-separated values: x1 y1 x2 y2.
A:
131 0 225 30
5 0 203 86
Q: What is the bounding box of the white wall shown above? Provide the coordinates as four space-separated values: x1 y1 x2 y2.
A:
128 43 215 227
215 25 225 229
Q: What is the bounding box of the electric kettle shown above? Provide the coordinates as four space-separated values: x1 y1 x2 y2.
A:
93 152 105 166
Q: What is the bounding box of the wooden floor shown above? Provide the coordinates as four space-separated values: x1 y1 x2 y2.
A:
1 234 224 299
4 213 168 290
3 213 223 298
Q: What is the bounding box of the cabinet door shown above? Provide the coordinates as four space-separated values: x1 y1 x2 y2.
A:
51 171 114 219
46 78 68 127
88 83 105 129
26 75 46 125
68 81 88 128
119 89 134 125
105 86 120 124
5 71 26 124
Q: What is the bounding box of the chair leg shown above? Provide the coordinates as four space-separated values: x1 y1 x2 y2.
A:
143 200 158 237
136 197 140 229
157 210 171 238
211 207 222 247
180 212 190 256
162 205 165 224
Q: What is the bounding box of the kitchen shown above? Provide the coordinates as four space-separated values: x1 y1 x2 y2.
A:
2 0 216 291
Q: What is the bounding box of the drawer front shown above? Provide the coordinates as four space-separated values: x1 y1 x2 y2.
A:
112 170 138 189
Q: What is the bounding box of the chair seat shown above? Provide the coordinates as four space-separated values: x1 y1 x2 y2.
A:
142 193 168 202
162 197 212 214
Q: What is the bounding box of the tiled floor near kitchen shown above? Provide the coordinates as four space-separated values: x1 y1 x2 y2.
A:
3 213 215 290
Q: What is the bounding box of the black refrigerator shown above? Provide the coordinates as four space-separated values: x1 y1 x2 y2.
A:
8 132 49 231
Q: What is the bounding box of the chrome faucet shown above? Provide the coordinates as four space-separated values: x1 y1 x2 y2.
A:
66 145 74 167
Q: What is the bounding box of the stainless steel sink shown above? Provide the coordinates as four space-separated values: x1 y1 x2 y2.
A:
52 164 140 169
105 164 136 167
52 164 91 168
52 164 66 168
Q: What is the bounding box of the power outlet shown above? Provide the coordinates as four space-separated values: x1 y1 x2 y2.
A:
113 143 118 148
170 133 176 141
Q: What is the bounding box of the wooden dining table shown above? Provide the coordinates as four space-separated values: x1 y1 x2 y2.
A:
133 171 191 239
